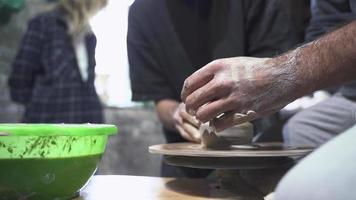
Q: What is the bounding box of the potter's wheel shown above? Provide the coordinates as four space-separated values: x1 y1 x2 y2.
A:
149 143 314 169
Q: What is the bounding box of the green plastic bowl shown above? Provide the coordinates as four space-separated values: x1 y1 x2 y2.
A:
0 124 118 200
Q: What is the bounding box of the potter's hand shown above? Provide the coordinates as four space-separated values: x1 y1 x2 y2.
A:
182 57 298 131
173 103 201 143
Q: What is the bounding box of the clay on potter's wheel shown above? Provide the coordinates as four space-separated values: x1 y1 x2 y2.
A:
201 122 253 149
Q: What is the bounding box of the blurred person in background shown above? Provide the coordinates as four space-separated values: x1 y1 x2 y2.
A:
8 0 107 123
128 0 305 177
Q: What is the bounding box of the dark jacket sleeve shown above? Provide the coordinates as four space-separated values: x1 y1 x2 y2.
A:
245 0 300 57
306 0 356 42
8 17 44 105
127 1 175 102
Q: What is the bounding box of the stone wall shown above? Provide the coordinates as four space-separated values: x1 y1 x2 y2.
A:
0 0 165 177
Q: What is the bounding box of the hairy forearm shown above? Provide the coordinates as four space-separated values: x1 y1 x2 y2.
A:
155 99 179 131
274 21 356 99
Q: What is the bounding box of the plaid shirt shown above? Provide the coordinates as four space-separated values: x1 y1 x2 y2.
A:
8 10 103 123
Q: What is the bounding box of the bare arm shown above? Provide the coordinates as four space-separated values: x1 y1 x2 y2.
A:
155 99 180 131
182 21 356 131
285 21 356 94
8 18 44 104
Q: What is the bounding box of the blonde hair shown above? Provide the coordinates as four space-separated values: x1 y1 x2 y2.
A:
58 0 108 37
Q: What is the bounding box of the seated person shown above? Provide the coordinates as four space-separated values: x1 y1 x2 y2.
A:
128 0 301 177
8 0 107 123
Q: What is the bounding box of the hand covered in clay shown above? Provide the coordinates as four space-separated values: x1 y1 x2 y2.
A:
173 103 201 143
182 57 299 131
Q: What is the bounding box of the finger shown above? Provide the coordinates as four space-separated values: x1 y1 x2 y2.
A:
182 122 201 143
180 110 200 127
195 98 236 123
185 79 230 115
211 111 258 132
176 124 196 143
181 60 222 102
173 109 184 125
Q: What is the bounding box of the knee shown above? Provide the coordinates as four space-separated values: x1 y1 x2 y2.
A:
274 155 323 200
275 128 356 200
282 114 308 146
274 170 314 200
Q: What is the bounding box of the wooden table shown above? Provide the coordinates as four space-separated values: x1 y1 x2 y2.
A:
75 175 247 200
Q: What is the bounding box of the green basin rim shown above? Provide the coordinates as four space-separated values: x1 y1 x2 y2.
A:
0 124 118 136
